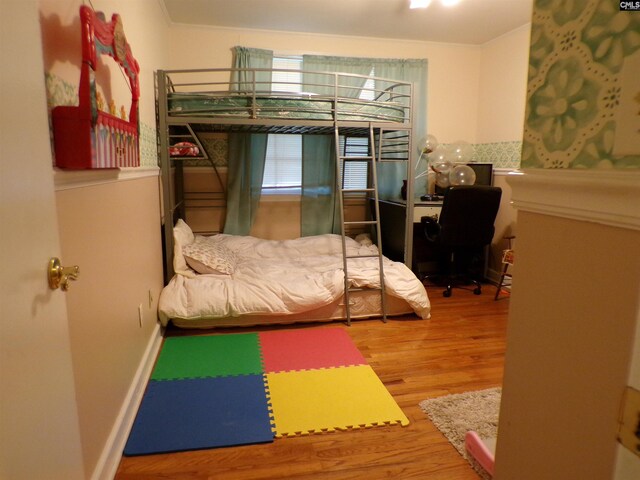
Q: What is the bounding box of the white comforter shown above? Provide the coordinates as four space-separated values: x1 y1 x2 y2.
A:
158 233 430 325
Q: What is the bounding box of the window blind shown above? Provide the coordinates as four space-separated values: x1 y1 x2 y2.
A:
272 56 302 93
262 56 370 193
262 134 301 189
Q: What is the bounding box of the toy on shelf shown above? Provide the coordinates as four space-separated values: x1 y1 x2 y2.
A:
52 5 140 169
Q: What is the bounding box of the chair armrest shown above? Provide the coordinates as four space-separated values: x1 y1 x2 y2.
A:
421 216 440 242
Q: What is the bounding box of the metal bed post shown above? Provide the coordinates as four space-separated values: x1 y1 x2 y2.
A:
157 70 175 284
404 81 415 270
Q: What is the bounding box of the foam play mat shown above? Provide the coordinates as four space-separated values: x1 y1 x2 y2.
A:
124 327 408 456
123 375 274 456
267 365 409 437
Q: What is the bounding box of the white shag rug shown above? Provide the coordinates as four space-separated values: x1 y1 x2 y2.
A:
419 387 501 479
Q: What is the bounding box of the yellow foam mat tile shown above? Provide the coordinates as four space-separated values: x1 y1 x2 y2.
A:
266 365 409 437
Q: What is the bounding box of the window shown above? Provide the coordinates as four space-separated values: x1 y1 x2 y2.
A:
262 56 372 194
262 57 303 194
271 56 302 93
262 134 302 193
340 136 369 191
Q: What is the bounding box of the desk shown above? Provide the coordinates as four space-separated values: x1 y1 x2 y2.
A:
375 199 443 276
392 198 443 222
410 200 443 276
378 198 490 279
414 202 443 223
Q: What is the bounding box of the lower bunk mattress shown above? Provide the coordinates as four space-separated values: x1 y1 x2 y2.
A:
170 290 417 329
159 221 431 328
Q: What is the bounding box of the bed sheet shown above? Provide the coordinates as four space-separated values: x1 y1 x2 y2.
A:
158 232 430 326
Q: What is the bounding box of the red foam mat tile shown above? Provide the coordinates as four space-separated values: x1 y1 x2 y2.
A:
259 327 367 373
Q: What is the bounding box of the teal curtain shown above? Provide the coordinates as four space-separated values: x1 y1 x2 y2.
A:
299 55 428 233
300 55 373 236
223 48 428 235
302 55 372 97
230 46 273 92
372 58 428 199
224 133 268 235
223 47 273 235
301 135 340 235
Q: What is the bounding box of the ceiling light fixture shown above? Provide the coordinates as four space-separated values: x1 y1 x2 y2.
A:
410 0 432 8
410 0 462 8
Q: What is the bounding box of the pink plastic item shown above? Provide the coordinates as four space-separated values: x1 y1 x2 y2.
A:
465 430 495 476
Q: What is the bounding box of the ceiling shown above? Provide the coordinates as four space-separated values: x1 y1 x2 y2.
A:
161 0 534 45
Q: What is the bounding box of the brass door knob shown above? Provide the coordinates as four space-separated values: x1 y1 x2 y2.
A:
48 257 80 291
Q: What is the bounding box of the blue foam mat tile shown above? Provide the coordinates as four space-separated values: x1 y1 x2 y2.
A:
124 375 274 456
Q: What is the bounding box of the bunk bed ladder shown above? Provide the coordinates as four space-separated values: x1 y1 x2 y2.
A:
334 124 387 326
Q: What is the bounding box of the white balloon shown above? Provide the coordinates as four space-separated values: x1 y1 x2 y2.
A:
432 160 453 175
449 141 474 163
417 134 438 155
429 144 452 168
449 164 477 186
435 171 451 188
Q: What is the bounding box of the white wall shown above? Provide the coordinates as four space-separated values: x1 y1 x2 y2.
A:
495 187 640 479
477 24 531 144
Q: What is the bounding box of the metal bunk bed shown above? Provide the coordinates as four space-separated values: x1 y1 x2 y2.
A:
155 68 416 324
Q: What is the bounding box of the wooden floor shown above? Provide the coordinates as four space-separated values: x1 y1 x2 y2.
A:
115 283 510 479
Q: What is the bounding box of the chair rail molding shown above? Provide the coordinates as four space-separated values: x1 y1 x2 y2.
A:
54 166 159 191
507 169 640 231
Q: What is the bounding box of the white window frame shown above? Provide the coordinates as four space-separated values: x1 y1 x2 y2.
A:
262 56 372 195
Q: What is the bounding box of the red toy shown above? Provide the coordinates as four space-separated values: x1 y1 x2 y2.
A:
52 5 140 169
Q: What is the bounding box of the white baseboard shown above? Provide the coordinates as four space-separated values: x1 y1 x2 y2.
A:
485 268 503 285
91 324 164 480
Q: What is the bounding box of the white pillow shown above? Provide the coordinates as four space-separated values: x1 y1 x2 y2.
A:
173 219 195 276
183 240 238 275
355 233 373 246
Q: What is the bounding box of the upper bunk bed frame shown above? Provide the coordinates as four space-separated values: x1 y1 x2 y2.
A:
155 68 417 288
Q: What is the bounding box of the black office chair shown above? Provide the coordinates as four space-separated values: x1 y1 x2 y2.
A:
421 185 502 297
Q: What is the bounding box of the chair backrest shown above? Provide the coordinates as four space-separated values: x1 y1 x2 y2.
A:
437 185 502 248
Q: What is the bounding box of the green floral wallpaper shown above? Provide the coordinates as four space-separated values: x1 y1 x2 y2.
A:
473 141 522 168
183 135 229 167
182 139 520 170
522 0 640 169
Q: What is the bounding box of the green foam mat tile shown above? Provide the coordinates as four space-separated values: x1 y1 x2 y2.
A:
151 333 263 380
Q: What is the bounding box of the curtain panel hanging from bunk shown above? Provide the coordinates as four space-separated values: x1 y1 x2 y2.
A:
301 55 372 97
230 46 273 92
301 135 340 236
224 47 274 235
371 58 428 199
224 133 269 235
300 55 374 237
301 54 429 201
224 47 428 235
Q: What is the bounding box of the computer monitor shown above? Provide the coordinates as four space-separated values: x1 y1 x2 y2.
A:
433 162 494 195
467 163 494 186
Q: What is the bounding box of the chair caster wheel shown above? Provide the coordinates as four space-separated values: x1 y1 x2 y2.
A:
473 287 481 295
443 289 452 297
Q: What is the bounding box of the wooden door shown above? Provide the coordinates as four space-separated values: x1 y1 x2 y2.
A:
0 2 85 478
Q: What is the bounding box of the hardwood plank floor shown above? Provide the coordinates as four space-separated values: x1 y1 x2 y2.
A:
115 284 510 479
